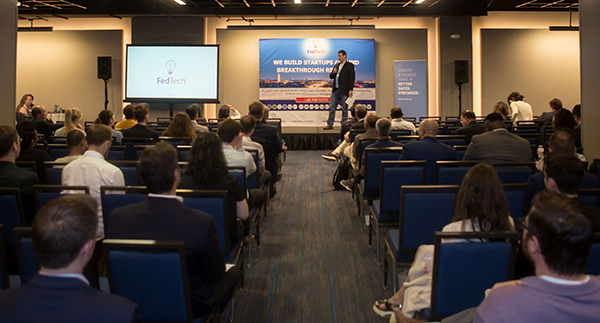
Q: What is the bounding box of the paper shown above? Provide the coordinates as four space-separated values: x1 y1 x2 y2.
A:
345 96 355 107
225 263 235 272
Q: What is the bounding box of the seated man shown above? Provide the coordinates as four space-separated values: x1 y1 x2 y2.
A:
186 104 209 133
475 191 600 323
456 110 486 145
463 112 531 163
401 119 456 184
62 124 125 238
323 104 368 161
114 104 137 130
0 125 39 225
535 98 562 125
54 129 87 167
107 143 240 320
31 105 62 141
122 103 159 141
350 113 380 169
240 115 272 186
0 195 140 322
390 106 417 135
249 101 283 194
16 121 51 181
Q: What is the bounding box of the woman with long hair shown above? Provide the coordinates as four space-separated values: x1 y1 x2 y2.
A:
95 110 123 144
179 132 249 246
217 104 241 121
55 108 84 136
161 112 196 141
16 94 34 124
492 101 510 121
373 163 514 321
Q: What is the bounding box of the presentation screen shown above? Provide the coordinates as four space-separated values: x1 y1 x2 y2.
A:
125 45 219 102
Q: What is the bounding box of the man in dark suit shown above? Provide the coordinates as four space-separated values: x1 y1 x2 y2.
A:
122 103 159 141
108 143 240 319
31 105 62 141
456 110 486 145
351 113 379 166
249 101 283 194
324 49 355 130
536 98 562 125
340 105 359 139
463 113 532 163
401 119 456 184
0 195 140 323
0 125 40 225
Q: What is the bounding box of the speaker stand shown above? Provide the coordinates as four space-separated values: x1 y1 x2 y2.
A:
104 79 109 110
457 83 462 115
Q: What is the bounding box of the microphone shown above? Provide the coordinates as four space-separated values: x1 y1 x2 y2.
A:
334 62 340 69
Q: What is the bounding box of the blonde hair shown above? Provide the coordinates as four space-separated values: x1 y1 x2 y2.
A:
64 108 83 134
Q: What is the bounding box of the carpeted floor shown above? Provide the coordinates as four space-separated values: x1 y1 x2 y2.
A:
233 150 391 323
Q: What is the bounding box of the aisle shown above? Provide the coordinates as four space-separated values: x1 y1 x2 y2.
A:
234 150 389 323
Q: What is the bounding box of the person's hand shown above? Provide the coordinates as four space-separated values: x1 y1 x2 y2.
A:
349 90 353 97
283 144 288 151
344 131 350 143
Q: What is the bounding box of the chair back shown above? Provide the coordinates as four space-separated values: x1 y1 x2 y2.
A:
0 188 25 260
395 135 419 144
378 161 426 221
503 184 528 231
437 135 466 147
43 162 68 185
47 144 69 160
357 138 377 167
0 224 8 289
49 136 68 144
435 161 479 185
110 161 141 186
430 231 519 320
363 148 403 197
580 188 600 208
389 130 413 141
453 145 468 160
516 133 540 146
349 129 366 142
244 149 261 189
14 227 39 284
107 146 127 161
492 162 536 184
122 138 154 160
228 167 247 192
33 185 90 213
15 161 37 175
586 233 600 275
177 145 192 162
101 186 148 237
159 137 192 148
103 240 194 323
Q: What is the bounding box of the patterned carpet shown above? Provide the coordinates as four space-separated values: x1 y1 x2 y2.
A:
233 150 391 323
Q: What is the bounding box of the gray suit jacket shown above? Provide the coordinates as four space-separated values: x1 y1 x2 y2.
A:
463 130 532 163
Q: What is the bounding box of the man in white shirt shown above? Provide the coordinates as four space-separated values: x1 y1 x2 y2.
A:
390 106 417 134
240 115 272 186
62 124 125 238
186 104 209 133
218 119 257 178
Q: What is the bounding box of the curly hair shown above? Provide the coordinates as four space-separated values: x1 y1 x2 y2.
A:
185 132 229 183
162 112 196 140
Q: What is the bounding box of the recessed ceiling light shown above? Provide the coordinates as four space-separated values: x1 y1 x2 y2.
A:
173 0 186 5
294 0 301 3
415 0 425 3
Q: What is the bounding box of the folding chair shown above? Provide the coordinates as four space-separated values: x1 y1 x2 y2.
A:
101 186 148 238
0 188 26 262
0 224 9 290
435 161 479 185
492 162 536 184
110 161 141 186
33 185 90 213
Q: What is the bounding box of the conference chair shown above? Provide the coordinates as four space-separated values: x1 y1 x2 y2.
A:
349 129 366 142
589 159 600 176
356 138 378 170
160 136 192 147
110 161 141 186
492 162 536 184
103 240 213 323
15 161 37 175
579 188 600 208
586 233 600 276
419 116 441 121
43 161 68 185
394 135 419 144
437 135 466 147
33 185 90 213
389 129 412 141
107 145 127 161
429 232 519 321
49 136 68 144
244 148 269 219
0 188 26 262
502 184 528 231
177 145 192 162
266 118 282 134
0 224 9 290
122 138 154 160
47 144 69 160
516 133 540 146
383 185 459 292
14 227 38 284
157 117 173 127
453 145 469 161
434 161 479 185
369 161 426 264
101 186 148 238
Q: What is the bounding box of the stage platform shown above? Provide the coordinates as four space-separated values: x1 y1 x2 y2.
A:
282 126 342 150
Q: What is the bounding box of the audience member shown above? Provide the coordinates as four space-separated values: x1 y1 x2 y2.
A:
374 163 515 321
535 98 562 125
322 104 368 161
492 102 510 121
16 121 51 181
32 105 62 141
16 93 34 124
508 91 533 122
475 191 600 323
262 106 270 123
456 110 486 145
350 104 370 131
339 105 359 140
0 125 39 224
463 112 531 163
401 119 456 184
55 108 84 137
108 143 240 320
390 106 417 134
339 118 403 191
0 195 140 323
240 115 272 186
218 104 241 120
350 113 379 168
161 112 197 141
114 104 137 130
186 104 209 133
249 101 283 194
179 132 249 247
535 130 586 171
54 130 87 167
95 109 123 144
62 124 125 238
122 103 159 141
572 104 581 142
552 108 577 134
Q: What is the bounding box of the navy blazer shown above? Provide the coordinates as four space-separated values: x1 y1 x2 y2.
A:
251 121 282 182
400 136 457 184
0 274 139 323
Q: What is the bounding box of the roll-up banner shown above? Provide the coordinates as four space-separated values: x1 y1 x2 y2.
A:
393 60 428 118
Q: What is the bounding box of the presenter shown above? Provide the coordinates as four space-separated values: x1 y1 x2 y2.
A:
324 50 355 130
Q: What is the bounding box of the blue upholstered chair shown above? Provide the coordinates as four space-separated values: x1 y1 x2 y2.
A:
383 185 459 292
0 188 25 262
110 161 141 186
579 188 600 208
437 135 466 147
14 227 38 284
107 145 127 161
244 149 261 190
435 161 479 185
503 184 528 231
492 162 536 184
389 130 412 141
160 137 192 148
43 162 68 185
586 233 600 275
33 185 90 213
429 231 519 321
101 186 148 238
0 224 9 290
369 160 426 264
15 161 37 175
47 144 69 160
453 145 468 161
177 145 192 162
122 138 154 160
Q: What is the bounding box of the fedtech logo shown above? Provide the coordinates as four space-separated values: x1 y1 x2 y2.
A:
307 39 326 55
165 60 176 75
157 60 187 85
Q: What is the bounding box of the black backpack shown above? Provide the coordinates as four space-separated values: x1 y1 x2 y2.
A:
332 158 351 190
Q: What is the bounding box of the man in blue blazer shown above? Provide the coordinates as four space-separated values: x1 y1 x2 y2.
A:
0 195 140 323
324 50 355 130
400 119 457 184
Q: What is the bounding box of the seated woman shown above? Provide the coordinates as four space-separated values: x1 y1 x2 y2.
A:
217 104 241 121
161 112 196 142
55 108 84 137
95 110 123 144
373 163 515 322
492 101 510 121
16 93 34 124
179 132 249 247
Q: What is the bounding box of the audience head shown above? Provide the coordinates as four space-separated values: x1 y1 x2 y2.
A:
185 132 229 183
66 129 87 155
364 113 378 129
549 98 563 111
32 195 98 271
185 104 200 121
417 119 439 138
218 119 242 144
460 110 476 126
240 115 257 136
133 103 150 123
162 112 196 140
0 125 20 159
122 104 134 120
355 104 367 120
86 124 112 155
524 190 592 277
95 110 114 127
249 101 265 120
263 106 270 122
548 131 577 155
375 118 392 137
552 108 577 131
64 108 83 132
218 105 230 120
453 163 513 232
390 106 404 119
492 101 510 117
484 112 505 131
139 142 180 194
543 152 585 196
507 91 524 103
350 105 357 118
572 104 581 122
31 106 47 120
16 121 38 151
17 94 34 110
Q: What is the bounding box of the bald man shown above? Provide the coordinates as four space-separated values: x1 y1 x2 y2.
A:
400 119 456 184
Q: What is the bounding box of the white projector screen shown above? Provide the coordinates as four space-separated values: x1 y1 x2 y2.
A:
125 45 219 102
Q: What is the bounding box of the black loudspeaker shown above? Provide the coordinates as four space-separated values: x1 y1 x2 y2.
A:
98 56 112 80
454 60 469 85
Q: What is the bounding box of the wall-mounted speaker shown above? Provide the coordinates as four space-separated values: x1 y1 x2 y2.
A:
454 60 469 85
98 56 112 80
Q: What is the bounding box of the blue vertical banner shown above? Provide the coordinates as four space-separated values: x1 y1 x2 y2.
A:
260 38 375 127
393 60 427 118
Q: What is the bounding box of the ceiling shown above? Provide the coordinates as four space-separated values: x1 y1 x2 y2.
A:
17 0 579 18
